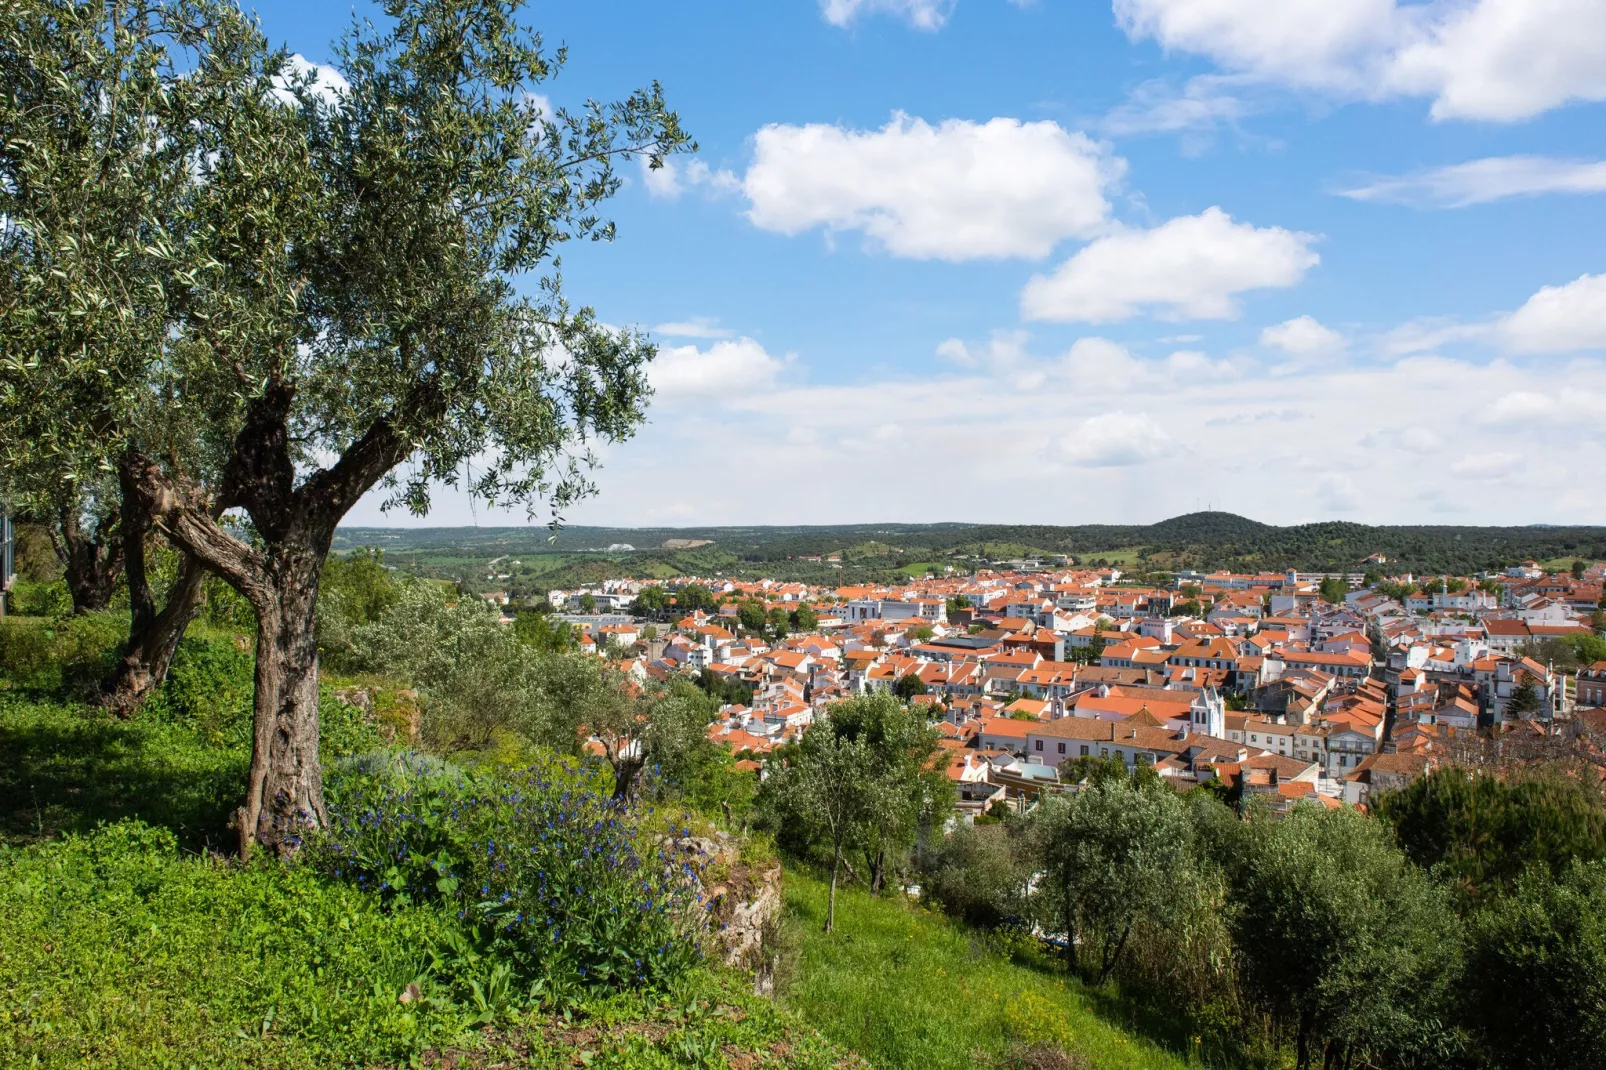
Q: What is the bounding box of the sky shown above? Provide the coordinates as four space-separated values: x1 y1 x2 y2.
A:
257 0 1606 529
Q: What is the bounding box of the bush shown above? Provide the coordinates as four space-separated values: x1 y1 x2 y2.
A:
7 577 73 617
1465 861 1606 1070
920 822 1033 930
142 632 256 745
308 752 704 1005
0 611 126 694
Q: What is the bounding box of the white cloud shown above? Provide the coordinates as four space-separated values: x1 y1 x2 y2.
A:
934 329 1031 369
1480 391 1555 425
1390 0 1606 121
1317 474 1363 511
273 54 349 106
1340 156 1606 208
1100 75 1250 136
1451 451 1524 479
1500 274 1606 353
1020 207 1319 323
640 158 742 201
1378 317 1492 356
1261 315 1345 357
820 0 952 29
1059 337 1149 391
741 114 1122 261
1115 0 1407 93
650 338 785 400
653 316 734 340
1048 412 1174 467
1115 0 1606 122
349 340 1606 527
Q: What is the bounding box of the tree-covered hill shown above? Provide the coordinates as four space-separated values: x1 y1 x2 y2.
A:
337 512 1606 583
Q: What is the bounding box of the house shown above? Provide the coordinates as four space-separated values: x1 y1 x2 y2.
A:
977 715 1034 756
1580 662 1606 709
1344 751 1433 806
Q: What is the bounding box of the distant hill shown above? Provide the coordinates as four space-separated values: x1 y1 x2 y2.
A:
337 513 1606 586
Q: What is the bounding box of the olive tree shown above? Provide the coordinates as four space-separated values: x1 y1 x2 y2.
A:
6 0 689 854
0 0 218 703
1224 805 1466 1070
1032 777 1201 984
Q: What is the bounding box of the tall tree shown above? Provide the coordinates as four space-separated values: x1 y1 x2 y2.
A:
0 0 220 704
6 0 688 854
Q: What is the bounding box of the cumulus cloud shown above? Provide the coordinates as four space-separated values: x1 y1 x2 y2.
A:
1020 207 1319 323
740 114 1122 261
1048 411 1174 467
1115 0 1606 122
1500 274 1606 353
1340 156 1606 209
1261 315 1345 357
653 316 734 340
650 338 785 400
819 0 952 29
1451 451 1524 479
1059 337 1150 391
639 157 742 200
273 54 349 106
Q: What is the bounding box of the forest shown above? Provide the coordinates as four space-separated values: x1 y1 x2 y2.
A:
337 511 1606 593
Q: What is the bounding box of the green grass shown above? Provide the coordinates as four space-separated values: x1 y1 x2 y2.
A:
0 680 849 1070
896 562 947 577
777 872 1197 1070
0 693 245 851
0 821 847 1069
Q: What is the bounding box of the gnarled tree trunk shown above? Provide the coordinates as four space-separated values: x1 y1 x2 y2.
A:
100 468 207 714
49 502 123 614
100 553 206 715
235 552 327 857
124 384 412 858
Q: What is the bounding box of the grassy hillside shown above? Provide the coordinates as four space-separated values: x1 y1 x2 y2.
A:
778 872 1206 1070
0 665 850 1069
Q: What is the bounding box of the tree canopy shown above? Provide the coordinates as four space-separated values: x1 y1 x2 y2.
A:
1 0 688 854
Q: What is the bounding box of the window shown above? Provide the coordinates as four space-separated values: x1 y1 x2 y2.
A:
1080 745 1089 756
1057 742 1066 754
1115 750 1124 761
1034 740 1043 751
1100 748 1108 758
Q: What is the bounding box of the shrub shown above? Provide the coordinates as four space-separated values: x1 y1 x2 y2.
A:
1464 861 1606 1070
143 632 256 746
0 611 126 694
7 577 73 617
920 822 1033 930
308 752 704 1005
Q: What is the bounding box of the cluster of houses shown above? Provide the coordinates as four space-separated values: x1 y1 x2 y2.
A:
542 558 1606 816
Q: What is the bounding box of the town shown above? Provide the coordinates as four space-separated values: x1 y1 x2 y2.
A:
530 556 1606 814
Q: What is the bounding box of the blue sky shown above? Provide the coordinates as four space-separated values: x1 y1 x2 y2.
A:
261 0 1606 528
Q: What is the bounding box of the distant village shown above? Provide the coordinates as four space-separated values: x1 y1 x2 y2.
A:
489 556 1606 817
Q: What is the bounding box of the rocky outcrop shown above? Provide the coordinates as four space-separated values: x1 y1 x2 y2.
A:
678 830 785 994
